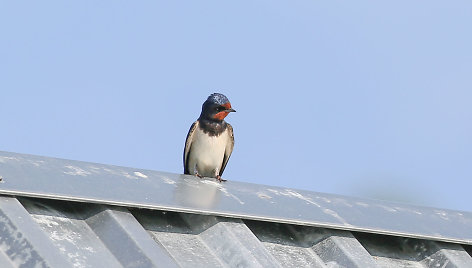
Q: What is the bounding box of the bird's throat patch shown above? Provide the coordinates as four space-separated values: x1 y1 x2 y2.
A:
214 111 229 120
213 103 232 120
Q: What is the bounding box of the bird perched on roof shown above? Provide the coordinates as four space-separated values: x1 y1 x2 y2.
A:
184 93 236 182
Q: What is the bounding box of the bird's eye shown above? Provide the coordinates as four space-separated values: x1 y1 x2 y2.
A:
215 106 224 112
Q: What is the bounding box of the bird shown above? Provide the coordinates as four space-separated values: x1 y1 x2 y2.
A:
184 93 236 182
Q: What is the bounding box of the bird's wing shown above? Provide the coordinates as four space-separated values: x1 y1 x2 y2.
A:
219 123 234 176
183 121 199 174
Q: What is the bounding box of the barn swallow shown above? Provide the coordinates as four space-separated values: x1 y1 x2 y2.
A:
184 93 236 182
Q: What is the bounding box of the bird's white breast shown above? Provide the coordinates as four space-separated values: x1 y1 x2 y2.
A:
188 127 230 177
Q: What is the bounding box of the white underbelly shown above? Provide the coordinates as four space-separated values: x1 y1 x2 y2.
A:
188 129 228 177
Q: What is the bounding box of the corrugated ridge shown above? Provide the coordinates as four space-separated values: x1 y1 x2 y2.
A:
0 196 471 267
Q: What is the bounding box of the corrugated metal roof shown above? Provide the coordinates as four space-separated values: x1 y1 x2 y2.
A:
0 151 471 267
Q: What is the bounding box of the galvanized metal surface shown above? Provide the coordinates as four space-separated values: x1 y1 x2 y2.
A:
0 196 471 267
1 150 472 246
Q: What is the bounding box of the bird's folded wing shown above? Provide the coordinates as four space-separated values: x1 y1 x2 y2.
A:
183 121 198 174
219 123 234 176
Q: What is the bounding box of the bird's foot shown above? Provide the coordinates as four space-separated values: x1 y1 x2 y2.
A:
216 175 227 182
195 172 204 179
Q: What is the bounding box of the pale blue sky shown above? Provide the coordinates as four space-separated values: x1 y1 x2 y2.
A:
1 1 471 211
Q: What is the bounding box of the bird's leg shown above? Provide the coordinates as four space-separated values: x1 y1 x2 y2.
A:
194 165 203 178
216 175 227 182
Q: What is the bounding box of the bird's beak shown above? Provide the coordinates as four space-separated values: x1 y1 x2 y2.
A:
225 108 236 113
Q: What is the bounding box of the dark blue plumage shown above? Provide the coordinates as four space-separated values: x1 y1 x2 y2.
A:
207 93 230 106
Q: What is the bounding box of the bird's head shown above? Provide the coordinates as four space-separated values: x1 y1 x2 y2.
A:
200 93 236 122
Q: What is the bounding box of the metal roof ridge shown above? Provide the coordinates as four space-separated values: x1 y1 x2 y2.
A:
1 150 471 245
